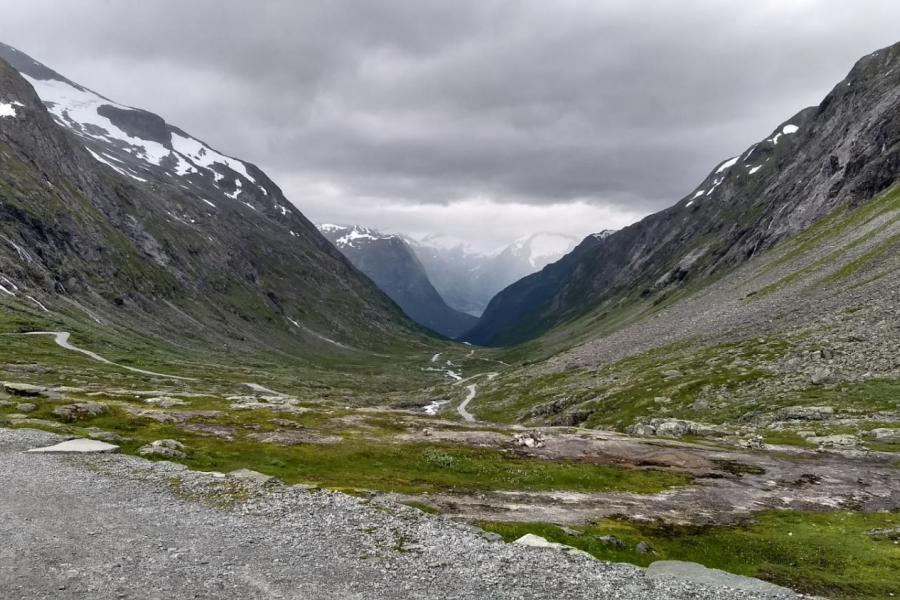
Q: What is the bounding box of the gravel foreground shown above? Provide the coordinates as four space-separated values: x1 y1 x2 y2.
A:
0 428 804 599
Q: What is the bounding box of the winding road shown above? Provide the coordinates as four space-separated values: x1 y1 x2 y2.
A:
455 372 498 422
19 331 195 381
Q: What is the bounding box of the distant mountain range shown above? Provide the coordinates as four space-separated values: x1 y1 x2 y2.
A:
405 232 581 316
316 225 476 338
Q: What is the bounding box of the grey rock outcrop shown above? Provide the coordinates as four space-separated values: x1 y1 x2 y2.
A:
52 402 107 422
138 439 186 459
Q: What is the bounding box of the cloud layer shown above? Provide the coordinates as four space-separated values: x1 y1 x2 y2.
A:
3 0 900 249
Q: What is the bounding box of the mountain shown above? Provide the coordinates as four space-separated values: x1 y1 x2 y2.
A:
0 42 429 361
407 232 579 316
316 224 476 338
465 41 900 346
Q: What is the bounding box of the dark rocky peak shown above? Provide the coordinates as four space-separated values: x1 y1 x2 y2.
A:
466 40 900 346
96 104 171 146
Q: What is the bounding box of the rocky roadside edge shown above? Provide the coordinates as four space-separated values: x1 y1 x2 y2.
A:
0 427 815 600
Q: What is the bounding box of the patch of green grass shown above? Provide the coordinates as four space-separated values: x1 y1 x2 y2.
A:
790 379 900 413
7 401 691 496
480 510 900 599
165 439 694 495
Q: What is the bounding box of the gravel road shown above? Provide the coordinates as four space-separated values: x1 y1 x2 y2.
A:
0 428 802 599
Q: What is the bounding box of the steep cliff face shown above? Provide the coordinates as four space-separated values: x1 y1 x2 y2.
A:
318 225 476 338
0 47 424 356
466 42 900 346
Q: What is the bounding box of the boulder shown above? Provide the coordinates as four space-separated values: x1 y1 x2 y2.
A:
635 541 656 554
479 531 504 543
653 418 725 438
86 428 124 443
144 396 187 408
3 382 47 397
15 402 37 413
740 435 765 450
866 527 900 541
513 534 593 559
512 431 546 449
138 439 186 459
627 423 656 436
654 420 689 437
52 402 107 422
777 406 834 421
229 468 277 485
869 428 900 444
808 434 858 448
810 368 834 385
593 535 627 549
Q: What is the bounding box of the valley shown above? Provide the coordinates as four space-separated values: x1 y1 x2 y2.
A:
1 29 899 600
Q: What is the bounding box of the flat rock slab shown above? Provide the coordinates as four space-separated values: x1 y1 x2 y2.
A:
513 533 593 559
646 560 792 594
229 468 278 485
27 439 120 454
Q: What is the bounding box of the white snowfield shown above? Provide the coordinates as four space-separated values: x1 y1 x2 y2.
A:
22 74 263 197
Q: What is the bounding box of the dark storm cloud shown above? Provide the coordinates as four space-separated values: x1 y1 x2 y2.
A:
2 0 900 245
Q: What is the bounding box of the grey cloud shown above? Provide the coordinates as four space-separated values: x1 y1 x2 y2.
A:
2 0 900 244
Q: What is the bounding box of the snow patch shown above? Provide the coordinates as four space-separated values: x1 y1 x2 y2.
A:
170 131 255 183
225 178 243 200
86 149 147 182
770 124 799 145
748 165 762 175
24 75 171 165
27 296 50 312
0 102 18 118
715 156 739 174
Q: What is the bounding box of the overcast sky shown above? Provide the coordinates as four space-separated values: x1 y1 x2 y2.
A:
2 1 900 250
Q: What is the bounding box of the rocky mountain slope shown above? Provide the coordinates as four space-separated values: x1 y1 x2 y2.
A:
317 224 476 338
0 43 430 361
408 232 579 316
465 41 900 346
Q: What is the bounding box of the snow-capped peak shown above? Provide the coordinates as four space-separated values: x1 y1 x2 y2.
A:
15 63 273 206
316 224 399 249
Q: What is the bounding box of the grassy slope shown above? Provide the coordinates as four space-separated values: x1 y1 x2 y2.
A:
469 185 900 434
